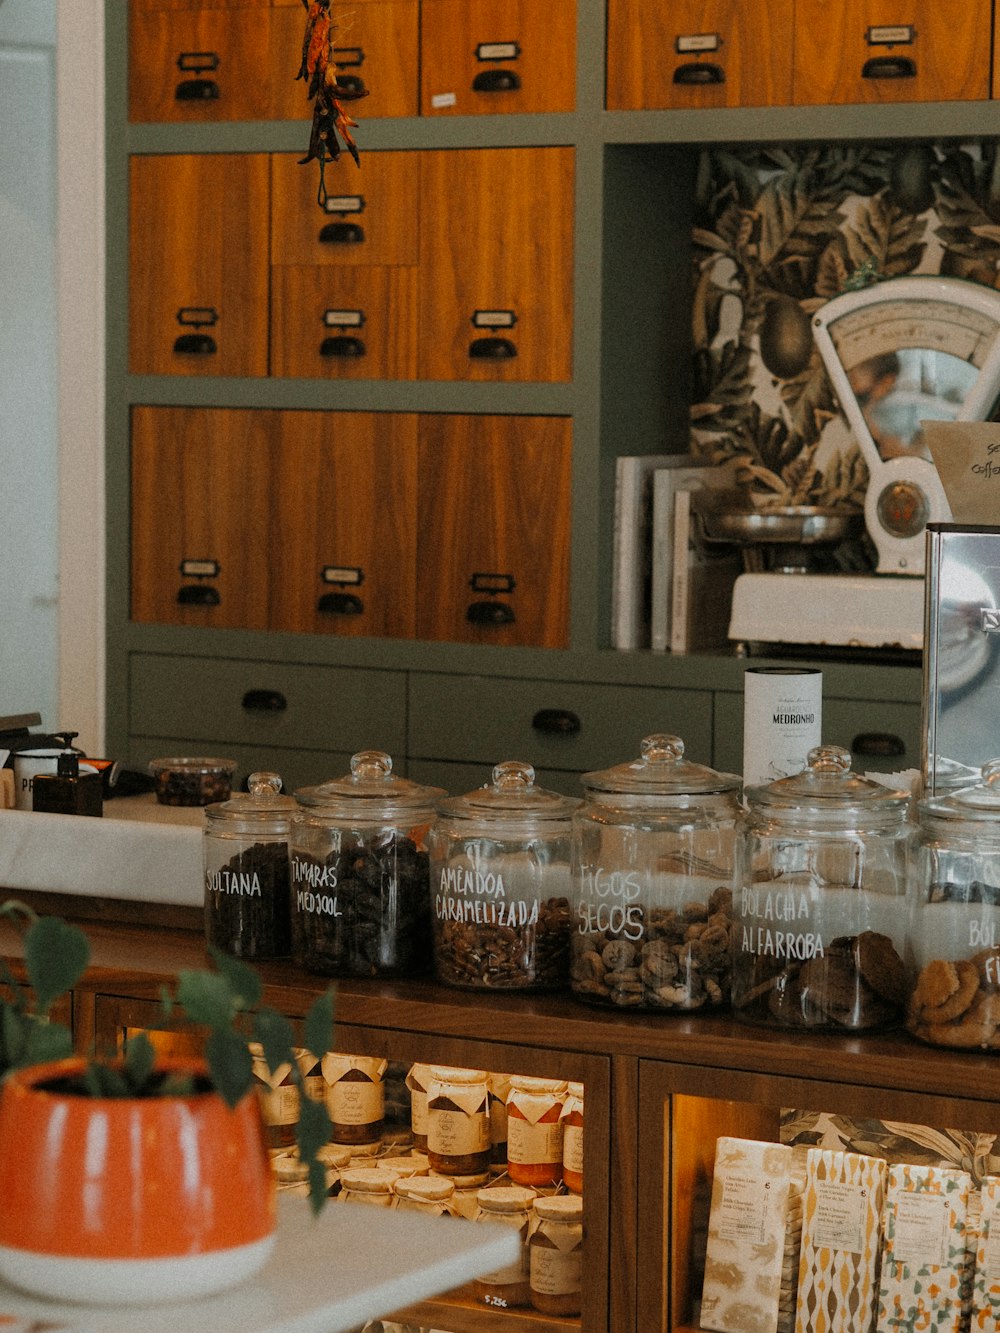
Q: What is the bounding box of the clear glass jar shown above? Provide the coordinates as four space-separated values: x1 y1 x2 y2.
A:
488 1071 512 1166
570 735 741 1011
290 751 444 978
908 758 1000 1050
249 1043 298 1149
406 1062 433 1150
321 1054 388 1146
506 1077 567 1188
203 771 295 959
529 1195 584 1316
471 1186 537 1310
426 1066 491 1176
733 744 912 1031
429 762 578 990
560 1082 584 1194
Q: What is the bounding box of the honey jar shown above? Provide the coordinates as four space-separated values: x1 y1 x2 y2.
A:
506 1076 567 1188
426 1067 491 1176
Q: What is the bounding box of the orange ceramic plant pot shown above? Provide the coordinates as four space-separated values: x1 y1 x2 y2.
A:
0 1057 277 1305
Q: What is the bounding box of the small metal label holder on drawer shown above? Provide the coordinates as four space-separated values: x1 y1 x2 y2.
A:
922 522 1000 794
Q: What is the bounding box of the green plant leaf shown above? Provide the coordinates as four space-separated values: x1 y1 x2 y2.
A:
1 1003 27 1070
174 970 236 1031
158 1071 197 1098
207 948 262 1011
123 1031 157 1093
307 1155 328 1216
21 1017 74 1068
303 989 335 1064
205 1027 253 1108
84 1062 131 1098
24 916 90 1015
297 1090 332 1161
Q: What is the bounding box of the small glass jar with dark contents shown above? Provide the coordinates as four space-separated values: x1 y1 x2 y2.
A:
203 771 295 960
249 1042 299 1149
406 1062 433 1150
472 1186 537 1310
426 1066 491 1176
290 752 444 978
322 1054 388 1147
529 1195 584 1316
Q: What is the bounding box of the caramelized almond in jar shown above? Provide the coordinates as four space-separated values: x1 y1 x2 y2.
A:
506 1076 567 1188
529 1194 584 1316
426 1066 491 1175
472 1186 537 1310
560 1082 584 1194
322 1054 388 1146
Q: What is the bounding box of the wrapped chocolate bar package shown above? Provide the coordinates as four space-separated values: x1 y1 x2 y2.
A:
875 1163 972 1333
972 1177 1000 1330
793 1149 887 1333
701 1138 796 1333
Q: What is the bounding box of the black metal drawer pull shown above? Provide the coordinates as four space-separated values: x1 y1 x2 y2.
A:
175 78 219 101
334 74 366 97
467 600 515 626
173 332 217 356
673 62 724 85
318 221 365 245
176 585 220 607
851 731 906 758
862 56 916 79
472 69 521 93
320 335 366 358
242 689 288 713
532 708 582 736
469 336 516 360
317 591 364 616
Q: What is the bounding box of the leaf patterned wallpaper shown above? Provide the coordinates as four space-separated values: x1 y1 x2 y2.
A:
689 141 1000 522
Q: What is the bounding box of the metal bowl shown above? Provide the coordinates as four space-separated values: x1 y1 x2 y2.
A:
700 505 864 546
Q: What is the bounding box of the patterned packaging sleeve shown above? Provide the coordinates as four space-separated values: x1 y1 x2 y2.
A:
875 1163 972 1333
701 1138 795 1333
793 1148 888 1333
972 1178 1000 1331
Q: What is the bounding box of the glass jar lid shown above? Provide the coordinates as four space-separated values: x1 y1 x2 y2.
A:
204 771 296 832
581 734 741 798
435 761 580 827
746 744 911 822
294 750 445 818
918 757 1000 828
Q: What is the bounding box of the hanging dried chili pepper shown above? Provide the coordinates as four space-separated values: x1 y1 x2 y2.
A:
297 0 368 206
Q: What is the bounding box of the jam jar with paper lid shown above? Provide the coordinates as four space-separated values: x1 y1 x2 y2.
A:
733 744 912 1032
570 735 741 1011
908 759 1000 1050
428 761 578 991
203 771 294 960
290 751 444 978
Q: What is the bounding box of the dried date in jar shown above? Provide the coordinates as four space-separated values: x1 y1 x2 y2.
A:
426 1066 491 1176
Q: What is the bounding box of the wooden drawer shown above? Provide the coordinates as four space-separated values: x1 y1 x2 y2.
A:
420 0 576 116
415 414 572 649
606 0 794 110
269 0 418 121
418 148 574 383
270 264 418 379
128 5 272 122
270 151 419 268
130 406 274 631
129 654 407 754
713 691 921 776
408 674 715 773
268 410 418 640
129 154 269 378
793 0 991 105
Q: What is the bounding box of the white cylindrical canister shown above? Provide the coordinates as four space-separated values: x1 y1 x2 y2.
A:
742 667 822 786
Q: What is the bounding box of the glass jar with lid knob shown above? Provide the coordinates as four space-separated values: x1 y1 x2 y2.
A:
733 744 912 1031
570 734 741 1011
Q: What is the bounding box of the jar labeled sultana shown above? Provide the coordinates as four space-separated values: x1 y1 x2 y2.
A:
426 1066 491 1176
506 1076 568 1188
529 1194 584 1316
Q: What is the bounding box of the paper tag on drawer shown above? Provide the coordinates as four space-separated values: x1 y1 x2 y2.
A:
794 1149 887 1333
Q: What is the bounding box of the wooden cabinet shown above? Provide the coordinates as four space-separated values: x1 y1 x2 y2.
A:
415 414 573 648
793 0 992 105
128 154 269 378
420 0 577 116
606 0 795 110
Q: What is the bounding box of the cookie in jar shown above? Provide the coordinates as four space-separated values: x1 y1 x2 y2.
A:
570 736 740 1011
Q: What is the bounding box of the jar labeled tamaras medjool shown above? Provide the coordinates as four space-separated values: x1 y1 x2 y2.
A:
506 1077 567 1188
250 1043 298 1149
471 1186 537 1309
322 1054 388 1146
290 752 444 979
570 736 741 1012
429 762 579 991
529 1195 583 1316
560 1082 584 1194
426 1066 491 1175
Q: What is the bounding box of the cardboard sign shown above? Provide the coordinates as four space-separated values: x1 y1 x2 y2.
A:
923 420 1000 525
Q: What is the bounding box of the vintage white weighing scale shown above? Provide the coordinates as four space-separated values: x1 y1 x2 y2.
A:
725 275 1000 652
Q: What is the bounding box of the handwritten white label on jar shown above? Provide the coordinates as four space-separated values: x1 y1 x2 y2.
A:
292 856 339 889
738 885 824 960
531 1248 582 1296
429 1108 490 1156
892 1192 949 1266
812 1180 866 1253
563 1125 584 1176
435 879 540 928
327 1081 382 1125
508 1120 563 1166
578 867 642 901
209 869 262 897
971 919 1000 951
717 1173 770 1245
574 900 644 941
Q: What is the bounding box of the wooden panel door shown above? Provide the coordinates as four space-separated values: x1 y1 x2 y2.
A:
420 0 576 116
129 153 270 377
418 148 574 383
128 5 272 122
415 414 572 648
270 150 418 268
606 0 794 110
270 264 418 379
269 0 419 121
793 0 991 105
268 410 418 639
130 406 274 630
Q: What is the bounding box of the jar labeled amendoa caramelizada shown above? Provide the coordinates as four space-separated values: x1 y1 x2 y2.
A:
908 759 1000 1050
506 1077 567 1188
571 735 741 1011
429 762 578 990
529 1194 583 1316
203 771 295 960
322 1054 388 1146
733 745 912 1031
290 751 444 978
426 1066 491 1176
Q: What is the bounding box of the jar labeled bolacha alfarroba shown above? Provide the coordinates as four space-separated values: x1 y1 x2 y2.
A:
322 1054 388 1146
426 1066 491 1175
529 1195 584 1316
506 1076 567 1188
